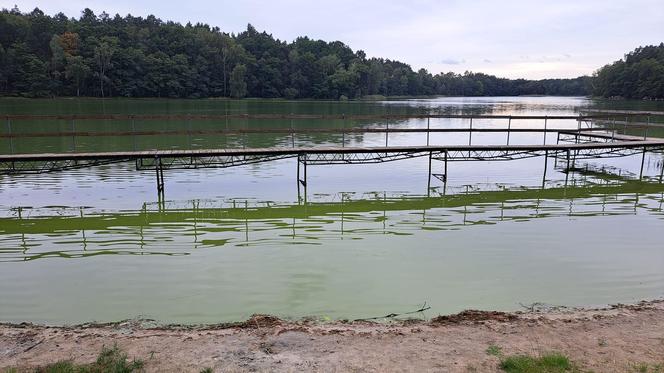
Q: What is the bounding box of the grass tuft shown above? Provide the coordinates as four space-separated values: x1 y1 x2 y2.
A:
486 345 503 357
28 344 143 373
500 352 575 373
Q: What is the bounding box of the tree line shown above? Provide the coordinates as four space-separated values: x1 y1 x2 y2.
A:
0 7 613 99
592 43 664 99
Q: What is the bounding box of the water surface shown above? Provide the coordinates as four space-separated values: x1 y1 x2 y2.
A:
0 96 663 324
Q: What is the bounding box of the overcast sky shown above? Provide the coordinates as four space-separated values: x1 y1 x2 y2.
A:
6 0 664 79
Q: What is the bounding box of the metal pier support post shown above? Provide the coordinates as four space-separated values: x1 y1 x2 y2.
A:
426 117 430 146
297 154 308 204
469 118 473 145
542 150 548 187
444 151 448 182
341 114 345 148
6 117 13 154
385 117 389 147
565 150 571 186
640 147 647 180
297 154 307 187
427 151 432 193
291 114 295 148
507 117 511 145
155 157 165 197
543 117 548 145
71 119 76 152
645 116 650 140
131 118 137 151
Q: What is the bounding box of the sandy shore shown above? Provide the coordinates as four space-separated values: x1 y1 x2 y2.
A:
2 301 664 372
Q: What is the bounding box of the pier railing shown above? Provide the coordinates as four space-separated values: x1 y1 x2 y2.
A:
1 112 664 199
1 113 658 153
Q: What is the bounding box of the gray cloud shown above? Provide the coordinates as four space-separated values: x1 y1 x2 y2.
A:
8 0 664 79
439 58 466 65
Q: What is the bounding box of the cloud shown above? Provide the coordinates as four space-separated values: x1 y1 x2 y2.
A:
8 0 664 79
439 58 466 65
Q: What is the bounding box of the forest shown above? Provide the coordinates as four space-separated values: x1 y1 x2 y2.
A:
0 7 653 100
592 43 664 99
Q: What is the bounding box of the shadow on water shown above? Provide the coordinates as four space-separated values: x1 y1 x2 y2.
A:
1 175 663 262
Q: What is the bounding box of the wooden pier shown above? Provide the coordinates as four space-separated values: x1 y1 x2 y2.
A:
1 114 664 198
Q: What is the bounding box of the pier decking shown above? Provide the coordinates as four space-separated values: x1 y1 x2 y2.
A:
1 114 663 197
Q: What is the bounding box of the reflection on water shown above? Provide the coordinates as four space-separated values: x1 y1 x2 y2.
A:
1 178 663 262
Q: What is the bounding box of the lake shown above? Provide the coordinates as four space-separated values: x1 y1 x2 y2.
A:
0 96 663 325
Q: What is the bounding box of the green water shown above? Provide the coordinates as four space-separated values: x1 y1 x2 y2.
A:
0 96 663 324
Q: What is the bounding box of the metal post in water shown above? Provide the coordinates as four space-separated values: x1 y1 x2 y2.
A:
296 154 301 187
427 151 432 192
341 113 345 148
444 151 448 182
71 119 76 152
645 116 650 140
542 150 548 188
186 115 192 149
303 157 307 187
640 147 647 180
426 116 430 146
469 117 473 146
565 150 571 186
507 117 511 145
443 151 448 194
6 117 13 154
385 117 389 147
155 158 161 193
291 114 295 148
131 118 137 151
543 117 548 145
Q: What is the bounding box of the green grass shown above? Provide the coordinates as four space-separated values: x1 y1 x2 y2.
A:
6 345 144 373
631 363 664 373
486 345 503 357
499 353 577 373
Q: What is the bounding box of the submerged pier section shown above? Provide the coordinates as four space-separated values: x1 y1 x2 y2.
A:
1 113 663 198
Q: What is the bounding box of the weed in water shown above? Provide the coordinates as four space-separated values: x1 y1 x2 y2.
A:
500 352 576 373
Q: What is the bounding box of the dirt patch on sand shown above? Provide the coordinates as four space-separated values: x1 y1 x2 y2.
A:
2 300 664 372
